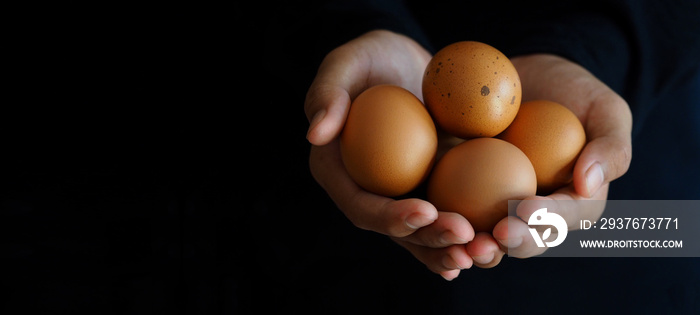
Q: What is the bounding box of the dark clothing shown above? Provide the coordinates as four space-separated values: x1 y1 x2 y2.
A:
3 1 700 313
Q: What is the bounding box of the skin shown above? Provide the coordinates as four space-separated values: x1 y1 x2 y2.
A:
305 30 632 280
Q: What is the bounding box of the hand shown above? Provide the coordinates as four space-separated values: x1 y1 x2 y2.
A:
464 54 633 265
305 30 476 280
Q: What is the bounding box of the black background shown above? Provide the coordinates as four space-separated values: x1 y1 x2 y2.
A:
3 1 699 314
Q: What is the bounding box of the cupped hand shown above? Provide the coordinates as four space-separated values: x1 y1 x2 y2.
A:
306 32 632 278
305 30 476 280
465 54 633 265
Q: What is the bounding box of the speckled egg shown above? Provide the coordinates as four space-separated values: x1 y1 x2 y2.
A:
422 41 521 139
497 100 586 194
340 85 438 197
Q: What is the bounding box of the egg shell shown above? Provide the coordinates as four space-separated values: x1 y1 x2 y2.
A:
422 41 521 139
340 85 438 197
497 100 586 194
427 138 536 232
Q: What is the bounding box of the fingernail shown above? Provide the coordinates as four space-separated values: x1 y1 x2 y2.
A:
306 109 326 140
472 251 495 265
585 162 604 197
497 237 522 249
405 213 434 230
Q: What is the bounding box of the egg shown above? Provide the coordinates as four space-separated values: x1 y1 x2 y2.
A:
497 100 586 194
340 85 438 197
427 138 536 232
422 41 521 139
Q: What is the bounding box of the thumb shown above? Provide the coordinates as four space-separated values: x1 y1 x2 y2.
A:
574 136 632 198
573 93 633 198
304 30 432 146
305 83 351 146
304 42 373 146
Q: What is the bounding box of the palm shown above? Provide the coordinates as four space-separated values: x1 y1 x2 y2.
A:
475 54 633 259
511 54 632 199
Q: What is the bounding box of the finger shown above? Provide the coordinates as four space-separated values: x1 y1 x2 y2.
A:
574 135 632 198
399 212 474 248
492 216 548 258
574 92 632 198
394 239 473 280
465 232 505 268
309 141 438 237
304 84 352 146
515 186 608 232
304 31 432 146
495 184 609 259
439 270 462 281
304 46 370 146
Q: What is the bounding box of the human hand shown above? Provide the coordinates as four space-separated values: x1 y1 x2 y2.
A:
305 30 476 280
464 54 633 266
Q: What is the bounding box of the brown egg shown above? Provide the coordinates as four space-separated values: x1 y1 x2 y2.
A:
497 100 586 194
427 138 536 232
340 85 437 197
422 41 521 139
